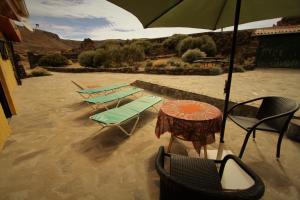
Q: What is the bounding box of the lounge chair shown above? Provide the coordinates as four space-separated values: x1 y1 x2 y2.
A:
77 83 129 99
90 96 162 136
84 87 144 110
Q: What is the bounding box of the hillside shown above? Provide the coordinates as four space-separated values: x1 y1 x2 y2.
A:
14 26 81 56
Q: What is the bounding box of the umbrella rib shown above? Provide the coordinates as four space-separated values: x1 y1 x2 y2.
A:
145 0 184 28
213 0 228 30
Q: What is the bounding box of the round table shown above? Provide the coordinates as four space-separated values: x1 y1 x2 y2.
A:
155 100 222 157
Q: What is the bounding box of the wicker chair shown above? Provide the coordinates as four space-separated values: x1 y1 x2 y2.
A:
155 146 265 200
227 96 299 158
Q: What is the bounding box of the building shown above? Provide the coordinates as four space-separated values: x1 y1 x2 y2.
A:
253 25 300 68
0 0 30 150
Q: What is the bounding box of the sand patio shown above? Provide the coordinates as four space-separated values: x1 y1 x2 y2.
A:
0 69 300 200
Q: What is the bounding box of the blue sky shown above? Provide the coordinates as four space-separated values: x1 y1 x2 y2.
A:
25 0 280 41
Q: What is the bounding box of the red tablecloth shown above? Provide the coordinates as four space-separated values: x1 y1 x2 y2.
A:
155 100 222 153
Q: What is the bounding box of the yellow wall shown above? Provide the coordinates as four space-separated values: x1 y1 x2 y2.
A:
0 104 11 150
0 32 18 150
0 54 17 114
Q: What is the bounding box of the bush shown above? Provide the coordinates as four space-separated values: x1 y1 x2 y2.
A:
30 67 51 77
162 34 188 51
78 50 96 67
98 39 124 49
148 43 165 56
153 60 167 68
167 59 183 67
93 49 107 67
146 60 153 67
208 66 223 75
122 44 145 63
200 35 217 56
177 35 217 56
182 49 206 63
131 40 152 55
38 54 68 67
177 37 193 56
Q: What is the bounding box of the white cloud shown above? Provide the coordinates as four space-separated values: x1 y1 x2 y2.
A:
89 27 207 40
25 0 281 40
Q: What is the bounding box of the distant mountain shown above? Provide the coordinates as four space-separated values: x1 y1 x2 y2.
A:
14 26 81 56
276 17 300 26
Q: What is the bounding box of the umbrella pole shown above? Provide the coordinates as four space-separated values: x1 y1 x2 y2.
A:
217 0 242 159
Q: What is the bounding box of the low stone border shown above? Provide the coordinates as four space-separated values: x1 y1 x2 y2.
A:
43 65 254 75
131 80 258 116
44 66 138 73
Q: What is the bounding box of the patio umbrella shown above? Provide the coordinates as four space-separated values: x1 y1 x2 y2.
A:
107 0 300 157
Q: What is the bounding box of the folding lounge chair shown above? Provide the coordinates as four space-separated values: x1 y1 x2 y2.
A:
90 96 162 136
77 83 129 99
84 87 144 110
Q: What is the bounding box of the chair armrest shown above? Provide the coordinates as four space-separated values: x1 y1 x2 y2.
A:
227 96 268 114
248 108 298 133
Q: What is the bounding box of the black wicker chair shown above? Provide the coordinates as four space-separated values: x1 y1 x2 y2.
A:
155 146 265 200
227 96 299 158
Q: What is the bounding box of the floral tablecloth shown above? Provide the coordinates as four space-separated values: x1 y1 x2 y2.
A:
155 100 222 153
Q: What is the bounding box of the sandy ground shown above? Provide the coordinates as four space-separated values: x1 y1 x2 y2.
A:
0 68 300 200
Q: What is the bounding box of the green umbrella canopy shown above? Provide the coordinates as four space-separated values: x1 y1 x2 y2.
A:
108 0 300 30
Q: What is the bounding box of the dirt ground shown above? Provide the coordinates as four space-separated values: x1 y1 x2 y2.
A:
0 68 300 200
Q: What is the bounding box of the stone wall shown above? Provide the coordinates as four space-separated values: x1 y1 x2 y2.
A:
44 66 138 73
131 80 258 117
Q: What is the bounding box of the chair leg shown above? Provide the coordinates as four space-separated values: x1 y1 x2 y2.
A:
239 130 252 159
276 132 285 158
252 129 256 141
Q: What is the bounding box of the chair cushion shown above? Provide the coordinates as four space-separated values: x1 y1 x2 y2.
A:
228 115 278 132
170 154 222 191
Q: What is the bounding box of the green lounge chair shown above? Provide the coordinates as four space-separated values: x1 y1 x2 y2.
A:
84 87 144 110
90 96 162 136
77 83 129 98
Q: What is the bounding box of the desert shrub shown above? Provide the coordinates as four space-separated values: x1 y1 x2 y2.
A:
38 54 68 67
107 46 124 64
122 44 145 63
93 49 107 67
200 35 217 56
167 59 183 67
98 39 124 49
30 67 51 77
148 43 165 56
78 50 96 67
131 40 152 55
153 60 167 68
182 49 206 63
177 35 217 56
67 59 73 65
146 60 153 67
177 37 194 56
208 66 223 75
162 34 188 51
177 37 202 56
